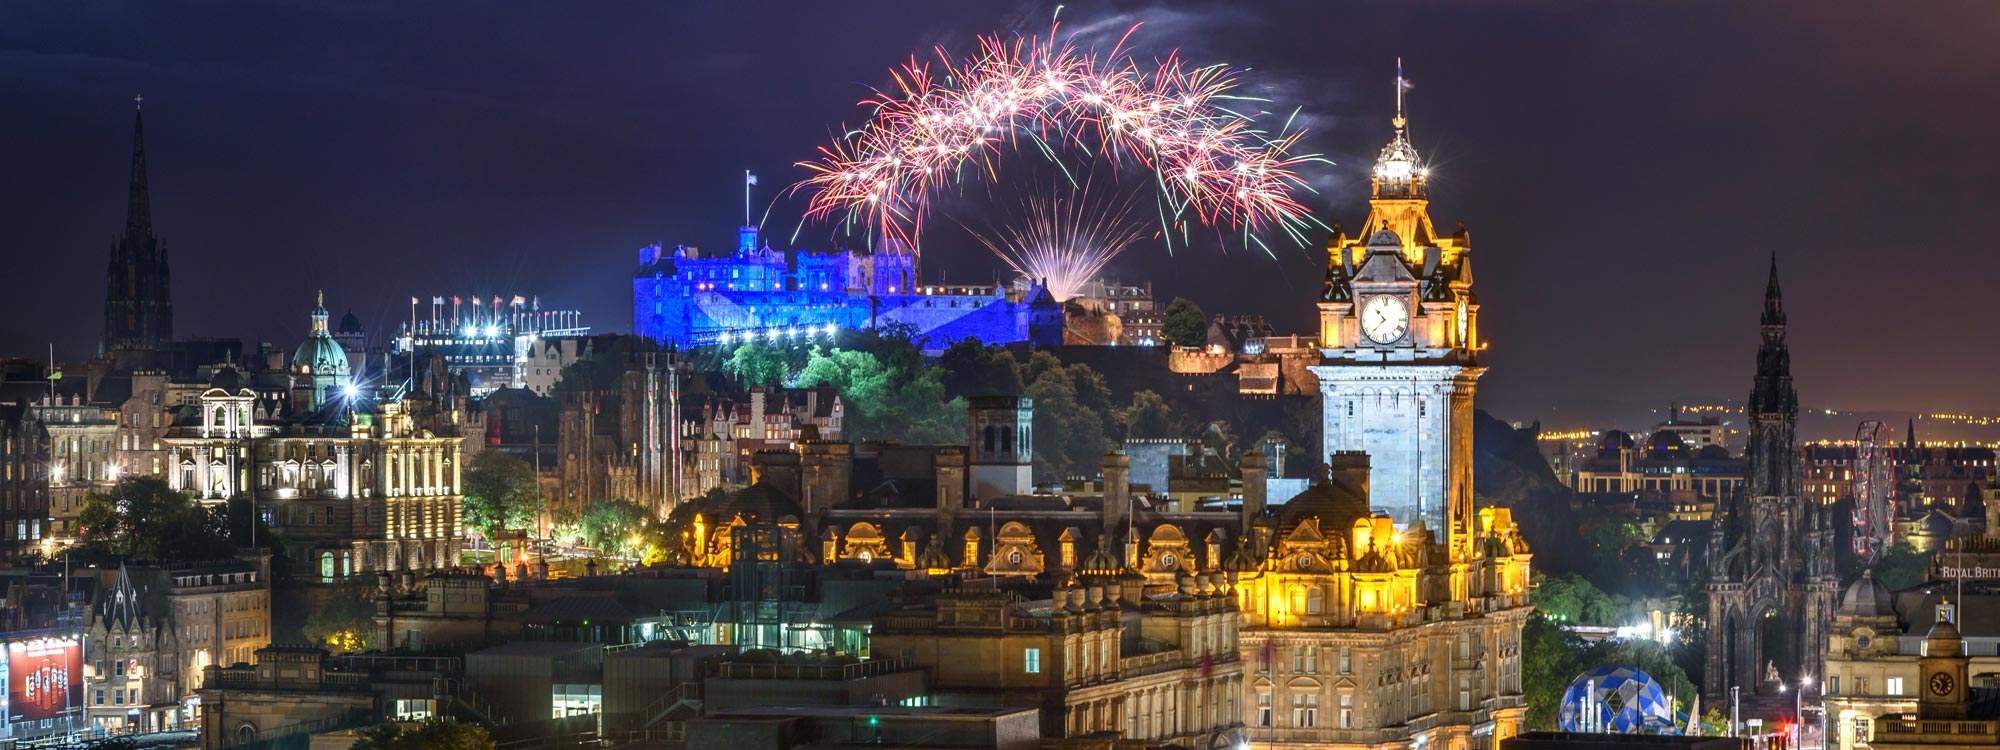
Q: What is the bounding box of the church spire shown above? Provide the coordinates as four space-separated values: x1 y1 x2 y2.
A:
126 95 152 236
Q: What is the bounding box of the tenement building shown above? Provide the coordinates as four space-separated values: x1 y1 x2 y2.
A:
1704 259 1838 710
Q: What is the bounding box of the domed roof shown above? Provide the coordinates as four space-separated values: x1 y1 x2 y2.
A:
207 365 247 393
1646 430 1690 454
1839 570 1894 617
1920 508 1957 536
1277 474 1371 534
1927 613 1963 652
337 310 363 334
293 293 351 379
293 333 350 378
1599 430 1636 451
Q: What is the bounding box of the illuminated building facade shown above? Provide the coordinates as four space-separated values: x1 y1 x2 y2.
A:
397 294 588 395
632 226 1064 350
162 361 469 579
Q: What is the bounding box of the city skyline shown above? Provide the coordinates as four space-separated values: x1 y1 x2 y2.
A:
4 1 2000 424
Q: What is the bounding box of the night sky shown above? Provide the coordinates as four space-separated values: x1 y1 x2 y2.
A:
4 1 1998 428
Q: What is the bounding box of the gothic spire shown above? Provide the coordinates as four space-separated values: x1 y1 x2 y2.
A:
126 96 152 237
1761 253 1785 329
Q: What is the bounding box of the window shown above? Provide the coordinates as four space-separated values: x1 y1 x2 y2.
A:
114 688 124 705
1257 691 1272 727
1292 693 1318 727
1340 693 1353 728
1340 646 1352 674
1024 648 1041 674
1303 646 1318 674
1887 676 1904 695
1857 676 1870 695
1829 675 1839 695
95 690 104 705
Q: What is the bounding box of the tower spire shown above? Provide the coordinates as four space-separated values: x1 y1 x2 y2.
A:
1762 253 1785 328
127 97 152 236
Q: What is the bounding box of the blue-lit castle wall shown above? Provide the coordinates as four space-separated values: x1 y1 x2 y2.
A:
633 227 1063 349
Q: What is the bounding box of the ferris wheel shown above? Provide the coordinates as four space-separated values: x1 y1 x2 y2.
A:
1852 420 1895 561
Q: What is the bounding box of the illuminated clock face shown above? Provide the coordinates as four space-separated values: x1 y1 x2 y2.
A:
1362 295 1409 344
1932 672 1956 696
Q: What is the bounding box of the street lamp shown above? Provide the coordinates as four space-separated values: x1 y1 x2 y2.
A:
1798 676 1813 750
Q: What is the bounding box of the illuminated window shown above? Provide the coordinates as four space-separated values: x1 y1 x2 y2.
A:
1023 648 1041 674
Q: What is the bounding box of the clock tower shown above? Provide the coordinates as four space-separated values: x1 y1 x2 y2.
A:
1309 65 1482 560
1918 602 1968 720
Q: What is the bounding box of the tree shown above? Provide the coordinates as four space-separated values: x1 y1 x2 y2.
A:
73 477 234 561
1024 365 1109 483
724 342 792 387
797 345 965 445
579 498 651 557
1124 391 1176 440
462 452 539 544
303 580 379 654
937 338 1023 399
351 718 493 750
1532 572 1630 627
1160 297 1208 348
1871 540 1931 591
1522 612 1586 730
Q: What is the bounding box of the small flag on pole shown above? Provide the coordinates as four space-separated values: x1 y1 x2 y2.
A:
745 171 759 186
411 296 419 305
1399 77 1415 92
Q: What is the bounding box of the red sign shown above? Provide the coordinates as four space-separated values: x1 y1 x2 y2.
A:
7 638 82 722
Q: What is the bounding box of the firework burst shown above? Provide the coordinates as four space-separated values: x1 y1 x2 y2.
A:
968 175 1150 302
791 20 1325 256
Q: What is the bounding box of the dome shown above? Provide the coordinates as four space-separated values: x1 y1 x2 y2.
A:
293 333 350 378
337 310 363 334
1646 431 1690 455
293 292 351 379
207 365 247 393
1599 430 1636 451
1558 666 1677 734
1920 509 1957 537
1839 570 1894 617
1277 474 1371 535
1927 614 1964 655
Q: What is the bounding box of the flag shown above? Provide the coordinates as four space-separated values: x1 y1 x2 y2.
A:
452 296 461 305
746 171 759 186
411 296 419 305
511 295 526 307
432 296 444 305
1399 77 1415 92
46 370 61 381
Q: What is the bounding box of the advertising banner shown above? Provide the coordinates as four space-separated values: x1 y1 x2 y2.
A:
7 638 82 723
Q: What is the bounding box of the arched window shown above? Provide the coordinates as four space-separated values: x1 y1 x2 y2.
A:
237 725 257 744
213 407 226 428
982 426 996 453
319 553 335 580
1306 586 1325 615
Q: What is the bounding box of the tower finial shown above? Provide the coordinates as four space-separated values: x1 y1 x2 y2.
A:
1394 58 1407 131
134 93 143 110
317 289 324 307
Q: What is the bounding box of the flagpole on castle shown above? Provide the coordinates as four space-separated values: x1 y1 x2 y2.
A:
744 170 758 227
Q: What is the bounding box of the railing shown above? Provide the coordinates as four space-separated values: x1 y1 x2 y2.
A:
713 658 910 681
202 668 373 691
1878 719 2000 740
219 709 375 749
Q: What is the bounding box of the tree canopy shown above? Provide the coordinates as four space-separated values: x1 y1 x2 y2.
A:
579 498 651 557
724 342 793 387
1123 390 1176 440
303 579 379 654
461 452 540 541
1160 297 1207 348
73 477 236 561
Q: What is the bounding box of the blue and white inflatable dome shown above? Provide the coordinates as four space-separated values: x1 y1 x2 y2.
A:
1558 665 1678 734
